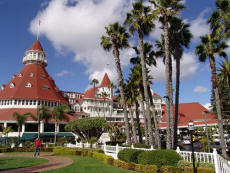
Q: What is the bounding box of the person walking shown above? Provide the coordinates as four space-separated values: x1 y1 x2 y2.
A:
34 138 41 157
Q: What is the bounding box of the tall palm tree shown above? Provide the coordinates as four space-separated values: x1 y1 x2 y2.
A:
30 105 51 140
108 82 116 115
90 79 99 115
100 91 109 119
169 17 192 149
195 33 228 158
101 22 131 144
219 59 230 86
150 0 185 149
125 0 155 146
52 105 70 144
13 112 29 143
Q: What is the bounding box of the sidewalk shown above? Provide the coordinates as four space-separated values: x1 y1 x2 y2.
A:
0 153 73 173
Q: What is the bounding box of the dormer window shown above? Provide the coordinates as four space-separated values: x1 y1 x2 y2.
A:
10 83 15 88
29 72 34 77
40 74 46 78
43 84 49 89
18 73 23 77
25 82 32 88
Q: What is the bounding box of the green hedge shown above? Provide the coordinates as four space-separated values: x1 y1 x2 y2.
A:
138 150 181 168
177 160 214 169
0 147 54 153
118 148 144 163
160 166 214 173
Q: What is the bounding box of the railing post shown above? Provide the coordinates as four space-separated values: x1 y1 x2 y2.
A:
176 146 180 153
80 142 83 148
131 144 134 149
86 142 89 148
213 148 219 173
151 145 154 150
116 144 119 154
104 143 106 153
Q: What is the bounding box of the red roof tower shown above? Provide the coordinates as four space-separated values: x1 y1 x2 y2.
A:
100 73 111 87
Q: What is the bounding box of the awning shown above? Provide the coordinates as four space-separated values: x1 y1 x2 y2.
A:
21 132 74 141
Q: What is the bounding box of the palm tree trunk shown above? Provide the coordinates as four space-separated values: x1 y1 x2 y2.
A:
38 121 41 139
103 99 106 119
138 30 154 146
54 121 57 144
140 90 148 145
135 101 142 143
18 126 21 144
169 56 174 149
174 56 180 150
129 106 138 144
163 15 172 149
112 42 131 145
209 55 227 157
148 86 161 149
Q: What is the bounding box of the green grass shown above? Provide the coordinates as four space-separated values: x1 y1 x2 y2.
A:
0 157 48 171
43 155 135 173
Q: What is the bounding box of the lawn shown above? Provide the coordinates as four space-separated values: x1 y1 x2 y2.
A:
43 155 135 173
0 157 47 171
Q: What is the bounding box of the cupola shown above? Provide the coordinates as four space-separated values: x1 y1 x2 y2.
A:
22 40 47 67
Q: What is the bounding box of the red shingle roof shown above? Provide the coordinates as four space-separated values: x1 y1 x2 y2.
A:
29 40 43 51
100 73 111 87
0 64 68 104
0 108 76 122
158 102 217 128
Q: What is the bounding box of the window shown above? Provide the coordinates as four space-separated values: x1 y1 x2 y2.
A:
29 72 34 77
43 85 49 89
18 73 23 77
9 83 15 88
40 74 46 78
25 82 32 88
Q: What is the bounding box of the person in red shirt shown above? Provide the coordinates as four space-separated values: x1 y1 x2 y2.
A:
34 138 42 157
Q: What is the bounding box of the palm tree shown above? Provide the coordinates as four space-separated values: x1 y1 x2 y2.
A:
52 104 70 144
90 79 99 115
219 59 230 86
108 82 116 115
101 22 131 144
2 126 13 145
100 91 109 119
195 33 228 158
150 0 185 149
124 0 155 146
168 17 192 149
13 112 29 143
30 105 51 140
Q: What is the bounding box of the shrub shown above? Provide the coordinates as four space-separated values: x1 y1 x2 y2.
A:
103 156 114 165
138 150 181 168
113 159 123 168
134 164 144 172
142 165 158 173
134 143 151 149
160 166 214 173
161 166 183 173
177 160 214 169
118 149 144 163
53 147 76 155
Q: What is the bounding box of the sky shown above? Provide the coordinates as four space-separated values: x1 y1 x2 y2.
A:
0 0 224 109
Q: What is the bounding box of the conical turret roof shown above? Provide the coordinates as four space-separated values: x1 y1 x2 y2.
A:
100 73 111 87
29 40 44 51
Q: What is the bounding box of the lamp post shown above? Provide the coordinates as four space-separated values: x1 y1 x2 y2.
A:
188 121 196 173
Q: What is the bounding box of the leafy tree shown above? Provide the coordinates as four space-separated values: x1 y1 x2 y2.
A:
150 0 185 149
100 91 109 118
195 33 228 157
124 0 155 146
108 123 126 144
101 22 131 144
65 117 108 142
52 104 70 144
13 112 29 143
30 105 51 139
219 59 230 86
2 126 13 145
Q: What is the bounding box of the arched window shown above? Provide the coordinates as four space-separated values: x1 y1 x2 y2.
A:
18 73 23 77
43 85 49 89
25 82 32 88
29 72 34 77
9 83 15 88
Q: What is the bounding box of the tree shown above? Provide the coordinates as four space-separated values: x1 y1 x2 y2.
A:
150 0 185 149
101 22 131 144
108 82 116 115
100 91 109 118
125 0 155 146
13 112 29 143
90 79 99 115
30 105 51 139
52 104 70 144
219 59 230 86
169 17 192 149
65 117 108 142
2 126 13 145
195 33 228 158
109 123 126 144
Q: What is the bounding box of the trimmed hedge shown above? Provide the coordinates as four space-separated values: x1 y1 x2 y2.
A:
118 148 144 163
0 147 54 153
160 166 214 173
138 150 181 168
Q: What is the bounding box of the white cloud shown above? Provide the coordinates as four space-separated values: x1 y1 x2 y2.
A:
150 52 199 81
30 0 132 84
193 86 208 93
55 70 73 77
203 103 212 110
189 9 210 42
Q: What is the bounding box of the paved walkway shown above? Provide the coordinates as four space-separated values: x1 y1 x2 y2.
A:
0 153 73 172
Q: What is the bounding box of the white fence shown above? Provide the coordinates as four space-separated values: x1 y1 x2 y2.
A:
67 142 230 173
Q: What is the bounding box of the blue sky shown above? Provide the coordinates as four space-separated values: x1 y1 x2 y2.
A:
0 0 223 108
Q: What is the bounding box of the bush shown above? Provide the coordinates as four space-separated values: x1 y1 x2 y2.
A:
183 167 214 173
138 150 181 168
161 166 183 173
177 160 214 169
134 143 151 149
118 149 144 163
160 166 214 173
53 147 76 155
